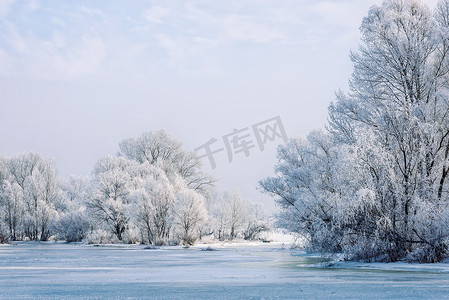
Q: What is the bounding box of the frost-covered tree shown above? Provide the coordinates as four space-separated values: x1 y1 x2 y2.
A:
226 191 247 239
54 209 90 243
86 130 216 245
0 181 24 241
0 132 265 245
54 176 91 242
23 165 59 241
0 153 61 241
207 191 257 240
260 131 357 252
7 153 43 190
208 193 232 240
172 189 208 245
88 156 133 241
118 130 215 194
61 176 90 204
243 202 270 240
262 0 449 262
133 166 176 245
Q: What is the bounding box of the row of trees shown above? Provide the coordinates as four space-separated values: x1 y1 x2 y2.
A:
261 0 449 262
0 130 269 245
0 153 60 242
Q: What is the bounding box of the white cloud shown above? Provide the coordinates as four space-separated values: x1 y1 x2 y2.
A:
221 14 287 43
3 28 106 80
142 6 169 24
0 2 109 80
3 21 28 54
26 0 40 11
79 5 105 18
49 30 65 48
310 1 371 29
0 0 15 18
156 34 205 65
51 17 65 28
136 1 291 72
50 36 106 77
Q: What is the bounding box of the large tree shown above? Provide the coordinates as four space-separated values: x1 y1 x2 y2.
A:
262 0 449 262
88 131 215 245
88 156 134 241
118 130 215 194
0 153 60 241
172 188 208 245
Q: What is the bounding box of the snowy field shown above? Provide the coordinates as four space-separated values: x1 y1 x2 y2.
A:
1 242 449 299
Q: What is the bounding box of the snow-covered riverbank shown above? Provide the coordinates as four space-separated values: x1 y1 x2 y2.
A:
0 242 448 299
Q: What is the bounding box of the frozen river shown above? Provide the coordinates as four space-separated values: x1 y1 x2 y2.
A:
0 242 448 299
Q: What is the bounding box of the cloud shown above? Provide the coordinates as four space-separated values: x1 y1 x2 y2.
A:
79 5 105 18
221 14 287 43
0 2 109 80
309 1 379 30
0 0 15 19
3 21 28 54
51 17 65 28
142 6 169 24
140 1 289 44
26 0 40 11
46 35 107 78
2 25 106 80
136 1 291 72
154 33 218 72
0 0 395 78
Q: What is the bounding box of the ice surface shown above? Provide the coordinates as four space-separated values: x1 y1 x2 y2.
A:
0 242 448 299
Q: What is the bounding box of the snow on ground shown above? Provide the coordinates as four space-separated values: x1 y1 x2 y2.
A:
0 242 448 299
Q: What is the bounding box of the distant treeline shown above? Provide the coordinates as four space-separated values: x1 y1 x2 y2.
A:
0 130 269 245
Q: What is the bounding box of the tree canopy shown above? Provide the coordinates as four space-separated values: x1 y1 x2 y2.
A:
261 0 449 262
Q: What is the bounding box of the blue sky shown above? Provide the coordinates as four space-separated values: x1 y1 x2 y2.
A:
0 0 439 211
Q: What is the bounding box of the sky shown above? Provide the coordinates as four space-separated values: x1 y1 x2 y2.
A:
0 0 440 212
